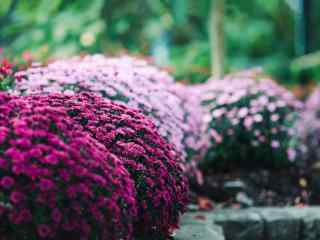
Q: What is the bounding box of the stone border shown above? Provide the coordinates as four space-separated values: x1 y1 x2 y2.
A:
174 212 225 240
176 207 320 240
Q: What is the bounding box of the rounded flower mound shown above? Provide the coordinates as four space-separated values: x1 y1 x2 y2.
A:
0 93 137 239
18 93 188 239
200 71 303 168
297 87 320 163
13 55 202 178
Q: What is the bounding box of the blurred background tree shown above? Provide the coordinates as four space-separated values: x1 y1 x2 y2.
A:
0 0 320 86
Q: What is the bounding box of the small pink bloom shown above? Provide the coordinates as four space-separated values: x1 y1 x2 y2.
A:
0 157 7 169
210 129 222 143
271 114 279 122
227 129 234 136
231 118 239 125
5 148 25 163
259 136 266 142
238 108 249 118
1 176 14 189
271 140 280 148
39 179 55 191
51 208 62 223
253 114 263 123
10 191 25 204
254 130 260 137
258 96 268 105
212 108 225 118
287 148 296 161
276 100 286 107
267 103 276 112
18 209 32 223
244 117 253 129
37 224 51 238
0 127 8 144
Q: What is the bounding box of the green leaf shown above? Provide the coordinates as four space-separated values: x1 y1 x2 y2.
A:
172 0 188 25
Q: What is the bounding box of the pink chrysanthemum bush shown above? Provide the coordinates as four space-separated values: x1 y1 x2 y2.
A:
0 93 137 239
17 93 188 239
168 83 209 183
297 87 320 163
200 72 303 169
13 54 204 179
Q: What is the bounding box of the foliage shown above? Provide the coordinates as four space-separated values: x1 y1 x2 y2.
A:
2 0 320 84
0 0 106 60
200 70 303 169
18 93 189 239
0 92 137 239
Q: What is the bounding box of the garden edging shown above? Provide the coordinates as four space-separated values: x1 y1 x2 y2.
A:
176 207 320 240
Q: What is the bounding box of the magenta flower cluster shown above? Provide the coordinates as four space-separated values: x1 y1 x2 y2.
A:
13 55 205 180
297 87 320 163
0 93 137 239
199 71 303 168
4 92 188 239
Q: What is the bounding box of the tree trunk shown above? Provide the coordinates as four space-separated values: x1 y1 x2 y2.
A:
303 0 312 53
294 0 312 85
209 0 225 78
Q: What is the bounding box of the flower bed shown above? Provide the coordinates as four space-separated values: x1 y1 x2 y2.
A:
13 54 205 180
0 93 137 239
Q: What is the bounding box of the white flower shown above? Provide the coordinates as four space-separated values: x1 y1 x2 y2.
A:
267 103 276 112
238 107 249 118
271 140 280 148
253 114 263 123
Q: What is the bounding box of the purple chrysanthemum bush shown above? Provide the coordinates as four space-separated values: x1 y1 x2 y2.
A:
13 55 206 181
0 93 137 239
0 92 188 239
199 72 304 169
297 87 320 164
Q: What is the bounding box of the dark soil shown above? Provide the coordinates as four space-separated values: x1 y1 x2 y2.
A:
190 166 320 208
